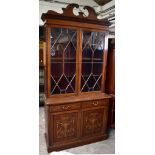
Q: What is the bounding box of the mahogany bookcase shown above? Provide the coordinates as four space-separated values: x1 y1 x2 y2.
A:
41 4 111 152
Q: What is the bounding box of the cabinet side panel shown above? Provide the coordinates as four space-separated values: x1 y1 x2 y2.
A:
44 105 51 145
105 38 115 94
101 33 109 92
103 102 109 133
45 25 51 97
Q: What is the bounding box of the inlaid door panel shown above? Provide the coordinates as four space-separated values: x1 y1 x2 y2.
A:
82 108 105 137
53 112 79 143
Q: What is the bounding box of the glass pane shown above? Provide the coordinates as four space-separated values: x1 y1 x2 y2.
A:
50 28 77 95
81 31 105 92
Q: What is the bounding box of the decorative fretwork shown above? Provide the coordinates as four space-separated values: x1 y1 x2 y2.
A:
81 31 105 92
51 74 76 94
51 28 77 59
81 74 102 92
50 28 77 95
41 4 110 27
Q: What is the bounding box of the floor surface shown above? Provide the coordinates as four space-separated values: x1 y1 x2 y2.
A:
39 107 115 155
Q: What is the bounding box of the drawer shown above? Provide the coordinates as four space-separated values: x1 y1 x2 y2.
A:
82 99 108 109
50 103 81 113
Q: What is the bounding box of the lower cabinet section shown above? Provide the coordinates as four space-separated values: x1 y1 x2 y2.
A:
45 98 109 153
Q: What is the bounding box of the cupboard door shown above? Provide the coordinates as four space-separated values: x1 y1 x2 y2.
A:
81 31 105 92
82 108 107 137
53 112 79 143
50 28 77 95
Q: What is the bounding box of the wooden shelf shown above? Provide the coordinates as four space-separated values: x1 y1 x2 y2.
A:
51 58 76 60
51 58 102 62
82 58 103 61
82 62 103 64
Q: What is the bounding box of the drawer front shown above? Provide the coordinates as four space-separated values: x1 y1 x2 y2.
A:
82 99 108 109
50 103 81 113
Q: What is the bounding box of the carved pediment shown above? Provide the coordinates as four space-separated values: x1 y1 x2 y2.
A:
41 4 110 26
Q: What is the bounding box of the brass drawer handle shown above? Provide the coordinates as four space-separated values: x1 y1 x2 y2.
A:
62 105 70 110
93 101 99 106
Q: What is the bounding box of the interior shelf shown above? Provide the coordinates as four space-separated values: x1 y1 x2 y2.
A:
51 57 76 59
51 58 102 61
82 58 103 61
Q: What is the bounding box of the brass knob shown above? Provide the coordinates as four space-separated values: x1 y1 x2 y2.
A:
93 101 99 106
62 105 70 110
40 60 43 62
